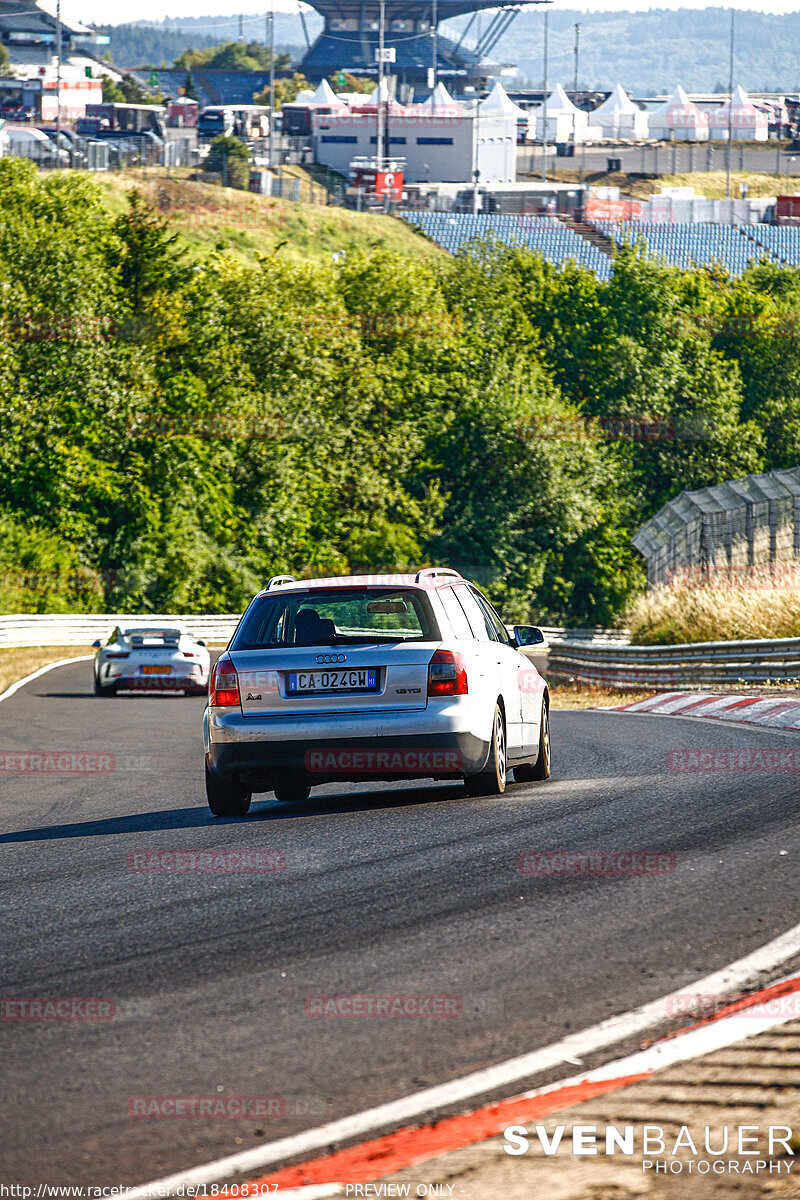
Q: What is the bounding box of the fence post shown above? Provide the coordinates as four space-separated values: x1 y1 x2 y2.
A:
725 508 734 575
700 513 714 574
769 499 779 565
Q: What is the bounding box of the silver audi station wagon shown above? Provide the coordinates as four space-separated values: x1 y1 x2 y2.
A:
203 569 550 816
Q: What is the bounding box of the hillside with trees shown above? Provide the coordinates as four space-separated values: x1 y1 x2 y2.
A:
103 9 800 94
1 160 798 622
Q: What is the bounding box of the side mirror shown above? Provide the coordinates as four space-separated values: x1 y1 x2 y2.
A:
92 639 101 648
196 640 206 647
513 625 545 648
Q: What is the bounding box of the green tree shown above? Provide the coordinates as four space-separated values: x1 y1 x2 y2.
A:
102 75 126 103
203 135 251 189
254 72 308 110
111 191 190 311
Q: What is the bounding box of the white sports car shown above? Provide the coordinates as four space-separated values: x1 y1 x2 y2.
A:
92 623 211 696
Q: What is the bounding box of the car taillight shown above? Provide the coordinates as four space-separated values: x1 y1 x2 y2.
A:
183 651 197 658
210 655 240 707
427 649 468 697
106 652 130 659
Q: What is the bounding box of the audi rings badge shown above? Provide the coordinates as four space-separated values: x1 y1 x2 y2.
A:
315 654 347 664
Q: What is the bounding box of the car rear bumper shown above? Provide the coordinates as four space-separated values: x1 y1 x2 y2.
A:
208 731 489 787
205 703 491 786
100 665 208 692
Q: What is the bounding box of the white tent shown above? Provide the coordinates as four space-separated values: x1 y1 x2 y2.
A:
420 81 455 109
310 77 342 107
294 89 315 105
478 80 526 119
533 84 602 144
417 81 464 119
592 84 649 139
649 86 709 141
709 85 768 141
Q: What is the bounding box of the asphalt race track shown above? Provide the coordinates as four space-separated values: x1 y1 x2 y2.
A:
2 660 799 1185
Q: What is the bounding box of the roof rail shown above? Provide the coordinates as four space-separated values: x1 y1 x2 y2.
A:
414 567 463 584
266 575 297 590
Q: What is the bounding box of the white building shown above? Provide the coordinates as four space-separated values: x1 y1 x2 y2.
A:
0 0 112 120
312 82 517 184
709 85 769 141
649 86 709 141
592 84 649 139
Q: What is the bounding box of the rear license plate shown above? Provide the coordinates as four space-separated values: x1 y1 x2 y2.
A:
141 665 172 674
287 668 378 695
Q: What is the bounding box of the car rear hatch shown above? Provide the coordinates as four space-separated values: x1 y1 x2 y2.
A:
231 643 437 717
122 628 182 675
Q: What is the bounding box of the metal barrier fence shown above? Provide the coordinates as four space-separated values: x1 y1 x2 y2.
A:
548 635 800 687
2 136 181 173
0 614 625 650
0 614 241 649
633 466 800 588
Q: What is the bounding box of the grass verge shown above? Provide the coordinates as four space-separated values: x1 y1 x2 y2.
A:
0 646 94 697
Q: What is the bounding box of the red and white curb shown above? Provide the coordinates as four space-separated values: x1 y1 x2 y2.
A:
235 972 800 1194
607 691 800 730
124 921 800 1199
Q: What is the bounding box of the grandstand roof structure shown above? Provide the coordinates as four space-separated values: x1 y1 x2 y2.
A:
297 0 552 92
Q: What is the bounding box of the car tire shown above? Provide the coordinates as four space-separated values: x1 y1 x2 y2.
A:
93 674 117 697
205 763 252 817
273 779 311 804
515 700 551 782
464 704 507 797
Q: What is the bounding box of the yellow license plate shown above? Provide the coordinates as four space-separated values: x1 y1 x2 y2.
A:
142 665 172 674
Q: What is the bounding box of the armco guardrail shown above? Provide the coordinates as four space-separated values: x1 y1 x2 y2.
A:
0 614 242 649
0 615 625 651
548 636 800 687
538 627 629 645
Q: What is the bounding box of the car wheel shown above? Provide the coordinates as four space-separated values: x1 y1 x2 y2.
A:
465 704 507 797
205 763 252 817
94 674 117 697
273 779 311 804
516 700 551 782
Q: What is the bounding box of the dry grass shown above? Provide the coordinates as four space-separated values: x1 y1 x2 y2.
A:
533 167 800 202
98 169 444 267
0 645 94 696
549 682 659 709
628 565 800 645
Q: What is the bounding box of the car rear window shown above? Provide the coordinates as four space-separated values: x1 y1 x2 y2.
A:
232 588 438 650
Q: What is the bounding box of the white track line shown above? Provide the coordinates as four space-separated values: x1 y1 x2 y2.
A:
125 920 800 1199
0 655 92 705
